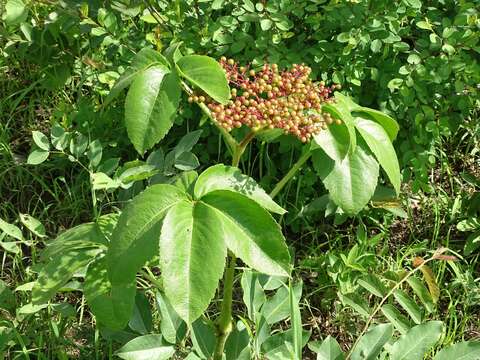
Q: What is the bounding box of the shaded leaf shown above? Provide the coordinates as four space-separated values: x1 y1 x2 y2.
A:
351 323 393 360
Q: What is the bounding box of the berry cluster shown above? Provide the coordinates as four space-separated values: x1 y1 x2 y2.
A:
189 58 341 142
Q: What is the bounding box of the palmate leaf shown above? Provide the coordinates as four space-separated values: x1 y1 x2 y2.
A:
107 185 187 286
125 66 181 155
200 190 291 276
106 165 290 325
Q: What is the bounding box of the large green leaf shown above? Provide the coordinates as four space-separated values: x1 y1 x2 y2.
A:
355 117 400 194
33 247 101 304
312 143 379 214
105 48 170 105
389 321 443 360
41 222 107 260
84 256 136 330
433 341 480 360
334 93 399 141
108 184 187 286
115 334 175 360
194 164 286 214
313 120 350 162
159 200 227 323
356 108 399 141
125 66 181 155
201 190 291 276
3 0 28 25
176 55 230 104
351 323 393 360
309 336 344 360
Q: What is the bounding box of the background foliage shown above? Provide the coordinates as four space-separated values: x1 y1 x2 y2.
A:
0 0 479 358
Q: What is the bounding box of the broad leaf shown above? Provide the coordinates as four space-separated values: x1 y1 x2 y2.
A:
393 289 423 324
108 184 187 286
433 341 480 360
115 334 175 360
309 336 344 360
84 256 135 330
33 247 101 304
125 66 181 155
156 292 187 344
201 190 291 276
351 323 393 360
389 321 443 360
313 121 350 162
194 164 286 214
160 200 227 323
241 270 266 321
19 213 46 237
225 321 251 360
380 304 411 335
261 283 302 325
105 48 170 105
356 107 399 141
176 55 230 104
313 142 379 214
129 292 153 334
0 218 23 241
190 317 216 359
41 222 107 261
355 117 401 194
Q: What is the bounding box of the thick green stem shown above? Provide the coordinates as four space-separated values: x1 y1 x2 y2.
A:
269 150 312 199
213 254 236 360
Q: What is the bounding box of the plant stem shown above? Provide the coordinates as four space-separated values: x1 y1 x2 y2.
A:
232 130 256 167
213 254 236 360
270 150 312 199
